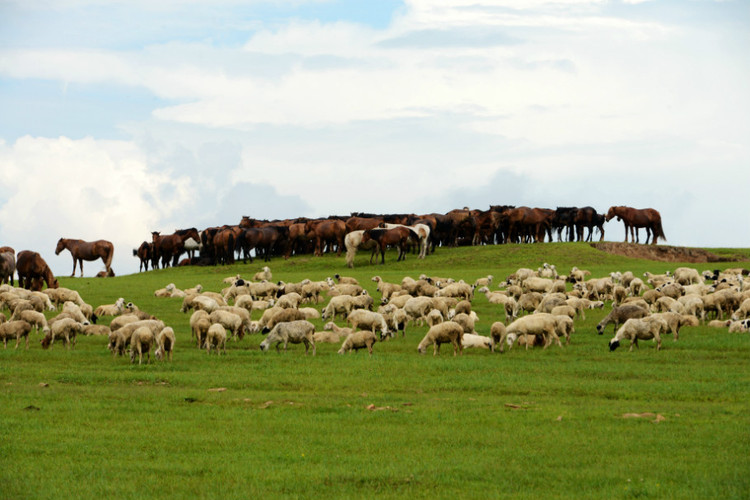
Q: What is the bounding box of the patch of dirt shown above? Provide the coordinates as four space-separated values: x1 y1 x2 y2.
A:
591 242 735 263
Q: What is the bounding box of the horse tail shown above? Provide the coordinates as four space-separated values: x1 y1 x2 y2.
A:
652 220 666 244
105 243 114 271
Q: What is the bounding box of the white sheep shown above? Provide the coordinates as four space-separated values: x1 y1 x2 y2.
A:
82 324 111 337
253 266 272 282
321 295 355 322
371 276 402 301
205 323 227 355
502 314 561 352
323 321 354 338
417 321 463 356
298 307 321 320
16 309 48 336
41 317 83 350
425 309 444 327
313 330 346 344
209 310 244 341
154 326 175 361
672 267 703 286
338 330 378 356
62 301 89 325
0 320 33 349
94 297 126 317
609 317 665 352
473 275 494 288
461 333 492 349
346 309 389 339
129 326 155 364
259 320 316 355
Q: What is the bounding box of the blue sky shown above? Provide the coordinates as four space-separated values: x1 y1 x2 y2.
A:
0 0 748 276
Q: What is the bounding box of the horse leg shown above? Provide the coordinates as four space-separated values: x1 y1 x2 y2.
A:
645 227 652 245
78 259 84 277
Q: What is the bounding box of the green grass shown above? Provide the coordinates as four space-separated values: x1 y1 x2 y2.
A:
1 243 749 499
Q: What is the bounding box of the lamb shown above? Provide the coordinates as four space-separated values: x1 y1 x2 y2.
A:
154 284 176 298
154 326 175 361
338 330 378 356
609 317 664 352
94 297 126 317
461 333 493 349
205 323 227 355
728 320 750 333
0 320 33 349
259 320 316 355
129 326 155 364
346 309 389 339
502 314 562 352
41 318 83 349
417 321 463 356
538 263 557 279
253 266 272 282
596 305 650 335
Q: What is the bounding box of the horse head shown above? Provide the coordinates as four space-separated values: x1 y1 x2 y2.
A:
54 238 66 255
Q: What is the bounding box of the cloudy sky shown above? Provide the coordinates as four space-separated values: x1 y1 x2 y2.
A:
1 0 748 277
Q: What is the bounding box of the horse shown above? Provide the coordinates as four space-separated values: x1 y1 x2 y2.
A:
16 250 59 290
574 206 604 242
0 247 16 285
132 241 153 272
361 226 420 264
151 228 200 268
503 207 553 243
605 206 665 245
305 219 347 257
55 238 114 277
553 207 578 242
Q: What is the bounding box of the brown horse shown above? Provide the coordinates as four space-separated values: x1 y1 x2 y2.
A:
574 206 604 242
305 219 347 257
132 241 153 272
503 207 553 243
16 250 59 290
151 228 200 268
361 226 420 264
0 247 15 285
55 238 114 277
605 206 665 245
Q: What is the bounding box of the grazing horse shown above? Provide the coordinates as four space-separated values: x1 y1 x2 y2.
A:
361 227 420 264
0 247 16 285
55 238 114 277
16 250 59 290
605 206 665 245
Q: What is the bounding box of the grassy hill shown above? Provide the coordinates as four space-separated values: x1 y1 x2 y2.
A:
2 243 749 499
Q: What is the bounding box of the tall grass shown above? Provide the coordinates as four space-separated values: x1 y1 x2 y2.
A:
1 243 749 499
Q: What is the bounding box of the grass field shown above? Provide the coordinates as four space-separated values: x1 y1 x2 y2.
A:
1 243 749 499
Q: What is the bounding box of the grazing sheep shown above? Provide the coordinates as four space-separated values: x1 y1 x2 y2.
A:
61 301 89 325
596 305 649 335
205 323 227 355
435 282 474 301
110 314 140 332
550 305 577 320
0 320 33 349
378 305 408 337
452 312 476 335
209 310 244 341
649 312 699 340
517 292 543 316
192 295 221 314
276 292 303 309
568 267 591 283
346 309 389 339
261 307 307 333
43 287 85 308
41 318 83 349
489 322 507 351
425 308 444 327
129 326 155 364
502 314 562 352
338 330 378 356
17 309 48 335
107 319 166 356
672 267 703 286
298 307 321 320
259 320 316 355
609 317 665 352
321 295 355 322
461 333 492 349
403 296 435 326
417 321 463 356
154 326 175 361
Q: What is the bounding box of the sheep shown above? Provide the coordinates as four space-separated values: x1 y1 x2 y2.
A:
461 333 493 349
379 305 408 337
672 267 703 286
628 278 645 297
154 284 176 298
43 287 85 308
517 292 543 315
649 312 700 340
209 310 244 341
534 293 567 314
538 263 557 279
205 323 227 355
17 309 48 336
522 277 556 294
276 292 303 309
425 309 444 327
707 319 732 328
259 320 316 355
609 317 664 352
387 294 414 309
417 321 463 356
679 295 706 320
550 305 577 320
94 297 126 317
346 309 389 339
454 300 472 316
644 272 673 289
300 281 327 304
452 312 476 335
218 305 253 335
223 274 243 284
333 274 358 285
508 268 537 284
129 326 155 364
321 295 355 322
728 320 750 333
313 330 346 344
473 275 494 288
110 314 141 332
658 283 685 300
596 305 650 335
371 276 402 301
403 296 435 326
107 319 166 356
262 307 306 333
253 266 272 282
0 320 32 349
323 321 354 338
568 266 591 283
41 318 83 349
434 282 474 301
489 322 507 351
502 314 562 352
191 295 221 314
154 326 175 361
234 295 254 312
82 324 111 337
338 330 378 356
350 292 374 311
476 287 518 323
298 307 321 320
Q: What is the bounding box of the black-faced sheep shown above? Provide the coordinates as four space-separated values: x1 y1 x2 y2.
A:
338 330 377 356
259 320 316 355
609 317 665 352
417 321 463 356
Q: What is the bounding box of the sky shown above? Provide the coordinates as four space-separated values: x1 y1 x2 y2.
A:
0 0 748 277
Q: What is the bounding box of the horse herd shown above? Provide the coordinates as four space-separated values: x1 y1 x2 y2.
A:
131 205 666 271
0 205 664 289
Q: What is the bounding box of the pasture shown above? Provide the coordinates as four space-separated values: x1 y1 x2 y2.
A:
1 243 749 499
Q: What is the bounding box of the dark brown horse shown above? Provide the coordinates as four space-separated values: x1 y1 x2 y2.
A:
305 219 347 257
151 228 200 268
605 206 665 245
0 246 15 285
574 206 604 242
16 250 59 290
55 238 114 277
503 207 553 243
132 241 153 272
